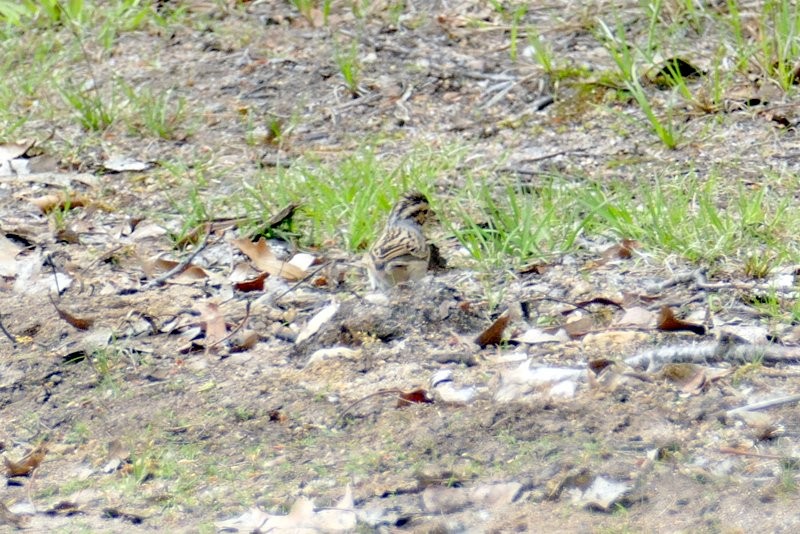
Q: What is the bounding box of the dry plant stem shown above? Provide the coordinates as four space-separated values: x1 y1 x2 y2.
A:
143 233 211 289
725 394 800 417
334 389 405 428
719 447 794 460
26 467 38 512
44 253 61 294
0 316 17 345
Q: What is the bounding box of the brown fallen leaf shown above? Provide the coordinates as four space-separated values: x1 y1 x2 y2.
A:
475 313 510 348
657 306 706 336
616 306 654 328
233 272 269 292
232 237 305 281
140 256 208 283
396 388 433 407
196 302 227 348
49 295 94 330
4 443 47 477
564 316 594 338
29 192 90 213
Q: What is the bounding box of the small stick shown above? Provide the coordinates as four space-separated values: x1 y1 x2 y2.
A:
726 394 800 417
0 316 17 345
719 447 793 460
333 389 405 428
272 261 331 302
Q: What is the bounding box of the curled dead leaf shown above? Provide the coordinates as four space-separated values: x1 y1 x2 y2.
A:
657 306 706 335
232 237 305 281
140 256 208 283
396 388 433 407
49 296 94 330
195 302 227 347
475 313 510 348
563 316 594 338
233 272 269 292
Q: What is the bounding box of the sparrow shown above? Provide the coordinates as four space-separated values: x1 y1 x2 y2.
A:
366 191 431 291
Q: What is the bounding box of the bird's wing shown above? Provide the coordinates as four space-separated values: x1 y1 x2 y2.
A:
370 225 428 264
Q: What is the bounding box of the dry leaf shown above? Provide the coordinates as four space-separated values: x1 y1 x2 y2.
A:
563 316 594 338
29 192 90 213
657 306 706 335
475 313 510 348
140 256 208 283
513 327 566 344
232 237 305 281
196 302 227 347
0 139 34 161
617 306 654 328
295 300 339 345
396 388 433 407
49 296 94 330
233 272 268 292
4 443 47 477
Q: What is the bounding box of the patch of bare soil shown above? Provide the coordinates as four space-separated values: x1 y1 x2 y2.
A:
2 1 800 532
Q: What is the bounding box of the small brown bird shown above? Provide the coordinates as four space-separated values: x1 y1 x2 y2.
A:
366 191 431 291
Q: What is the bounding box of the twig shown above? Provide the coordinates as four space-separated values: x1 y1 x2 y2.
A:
43 253 61 295
646 269 703 293
331 92 381 113
719 447 793 460
0 316 17 345
333 389 405 428
142 233 211 290
726 394 800 417
272 261 331 302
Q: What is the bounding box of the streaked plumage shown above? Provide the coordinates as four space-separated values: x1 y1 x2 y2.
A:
367 191 431 291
